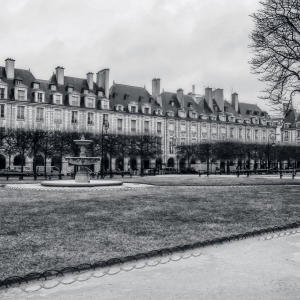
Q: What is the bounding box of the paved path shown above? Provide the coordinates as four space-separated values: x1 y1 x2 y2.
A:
2 231 300 300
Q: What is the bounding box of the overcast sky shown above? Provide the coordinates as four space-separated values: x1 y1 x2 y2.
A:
0 0 271 111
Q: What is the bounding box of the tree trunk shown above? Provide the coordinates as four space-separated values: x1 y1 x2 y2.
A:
109 154 112 178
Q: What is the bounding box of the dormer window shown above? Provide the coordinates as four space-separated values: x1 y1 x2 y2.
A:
101 100 109 110
116 105 123 111
50 84 57 91
131 106 136 113
83 89 88 95
18 90 25 101
37 92 44 103
188 102 193 108
168 111 174 117
33 82 40 89
67 86 74 93
254 111 259 116
15 79 22 86
145 107 150 114
124 94 130 100
246 110 252 115
297 123 300 128
224 106 229 112
214 106 218 112
98 91 104 97
0 88 5 99
112 92 118 98
261 112 265 117
169 100 174 106
0 83 7 99
71 95 79 106
86 97 94 108
139 96 144 102
54 94 62 105
284 123 290 128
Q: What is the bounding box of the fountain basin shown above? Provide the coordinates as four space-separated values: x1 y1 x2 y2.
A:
64 157 100 166
41 180 123 187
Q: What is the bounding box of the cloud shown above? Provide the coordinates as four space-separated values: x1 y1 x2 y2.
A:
0 0 270 111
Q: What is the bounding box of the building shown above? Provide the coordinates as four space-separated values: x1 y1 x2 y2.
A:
0 58 279 173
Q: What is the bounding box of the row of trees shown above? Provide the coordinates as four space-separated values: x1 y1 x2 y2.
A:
0 128 162 178
175 141 300 172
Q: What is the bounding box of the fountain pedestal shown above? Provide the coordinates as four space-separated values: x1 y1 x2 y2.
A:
75 168 91 183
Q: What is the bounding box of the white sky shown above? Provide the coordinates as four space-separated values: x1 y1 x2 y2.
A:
0 0 271 111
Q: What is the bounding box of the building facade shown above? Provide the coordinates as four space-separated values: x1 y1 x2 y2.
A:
0 58 279 173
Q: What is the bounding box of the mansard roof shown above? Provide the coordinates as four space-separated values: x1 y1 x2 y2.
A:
109 83 161 113
239 102 264 118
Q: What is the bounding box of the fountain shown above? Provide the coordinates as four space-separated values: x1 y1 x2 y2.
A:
41 135 123 187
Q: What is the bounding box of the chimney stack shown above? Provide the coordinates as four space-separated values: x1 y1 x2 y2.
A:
96 69 110 98
214 88 224 112
177 89 184 107
152 78 161 99
192 85 195 94
5 58 15 79
205 87 213 112
56 66 64 85
231 93 239 111
86 72 94 90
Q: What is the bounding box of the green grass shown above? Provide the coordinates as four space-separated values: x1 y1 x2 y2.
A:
1 177 300 279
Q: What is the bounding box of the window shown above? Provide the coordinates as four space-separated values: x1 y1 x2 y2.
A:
230 128 234 137
247 128 250 139
254 111 259 116
68 87 73 93
86 98 94 108
55 95 61 105
131 119 136 132
181 123 186 133
0 88 5 99
103 114 108 122
297 130 300 138
214 106 218 112
255 129 258 140
157 122 162 133
71 96 79 106
117 105 123 111
36 108 44 122
0 104 4 118
192 112 196 118
169 123 174 135
117 119 123 131
33 83 39 89
71 111 78 124
181 139 185 145
297 123 300 128
168 111 174 117
102 100 109 110
263 130 266 140
18 90 25 101
98 91 104 97
145 107 149 114
17 106 25 120
246 110 251 115
145 121 150 132
224 107 228 112
284 123 290 128
54 109 62 124
51 85 56 91
87 112 94 125
239 128 243 138
131 106 136 113
37 93 43 103
220 126 226 135
284 131 289 139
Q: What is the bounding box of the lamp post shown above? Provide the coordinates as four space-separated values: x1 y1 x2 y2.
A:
267 132 276 171
101 119 109 179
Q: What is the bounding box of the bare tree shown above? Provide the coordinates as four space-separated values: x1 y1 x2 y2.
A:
249 0 300 112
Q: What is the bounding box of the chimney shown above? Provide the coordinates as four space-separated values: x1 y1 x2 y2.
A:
231 93 239 111
177 89 184 107
96 69 110 98
214 88 224 112
192 85 195 94
56 66 64 85
156 78 161 96
86 72 94 90
205 87 213 112
5 58 15 79
152 78 157 98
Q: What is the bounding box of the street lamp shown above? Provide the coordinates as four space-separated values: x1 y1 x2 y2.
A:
170 136 177 172
101 119 109 179
267 132 276 171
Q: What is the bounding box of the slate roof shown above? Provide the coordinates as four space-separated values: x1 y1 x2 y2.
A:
284 108 299 127
109 83 161 113
239 102 265 118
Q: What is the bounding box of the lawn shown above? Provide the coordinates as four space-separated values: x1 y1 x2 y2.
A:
1 177 300 279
